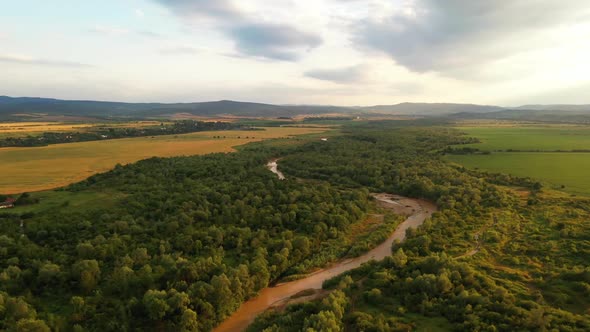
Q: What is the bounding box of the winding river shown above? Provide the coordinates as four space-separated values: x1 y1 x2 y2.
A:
214 171 437 331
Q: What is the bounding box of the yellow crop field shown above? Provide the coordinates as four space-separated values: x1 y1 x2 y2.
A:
0 127 328 193
0 121 165 134
0 122 94 133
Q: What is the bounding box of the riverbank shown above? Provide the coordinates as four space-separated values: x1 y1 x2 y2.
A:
214 193 437 332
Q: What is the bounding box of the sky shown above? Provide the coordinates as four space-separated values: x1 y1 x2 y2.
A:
1 0 590 106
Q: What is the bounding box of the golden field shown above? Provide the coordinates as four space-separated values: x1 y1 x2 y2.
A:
0 126 328 193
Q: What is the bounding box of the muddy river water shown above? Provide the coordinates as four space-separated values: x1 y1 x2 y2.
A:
214 189 436 331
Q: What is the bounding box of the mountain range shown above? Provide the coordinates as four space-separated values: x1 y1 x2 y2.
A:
1 96 590 121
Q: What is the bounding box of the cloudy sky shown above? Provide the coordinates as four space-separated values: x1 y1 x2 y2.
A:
2 0 590 106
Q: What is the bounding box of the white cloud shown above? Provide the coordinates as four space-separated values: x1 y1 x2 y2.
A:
0 54 93 68
3 0 590 105
159 45 205 55
305 64 369 84
154 0 323 61
90 25 130 36
352 0 590 77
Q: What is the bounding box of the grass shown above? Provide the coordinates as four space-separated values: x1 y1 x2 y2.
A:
2 190 126 215
0 126 329 194
448 124 590 196
447 152 590 195
455 126 590 151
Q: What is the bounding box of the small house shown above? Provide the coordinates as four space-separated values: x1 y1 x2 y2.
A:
0 197 16 209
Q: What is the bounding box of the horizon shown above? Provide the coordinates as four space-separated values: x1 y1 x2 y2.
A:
2 1 590 106
2 95 589 109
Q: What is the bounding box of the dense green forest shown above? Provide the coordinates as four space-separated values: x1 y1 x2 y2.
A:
248 122 590 331
1 121 588 331
0 135 373 331
0 120 250 147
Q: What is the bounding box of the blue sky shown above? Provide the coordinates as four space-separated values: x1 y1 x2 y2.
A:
2 0 590 105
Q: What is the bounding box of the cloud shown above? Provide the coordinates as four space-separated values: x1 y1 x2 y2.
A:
153 0 322 61
230 23 322 61
0 54 93 68
135 9 145 18
90 25 163 39
154 0 241 21
159 45 204 55
305 65 368 84
353 0 590 75
90 25 130 36
137 30 164 39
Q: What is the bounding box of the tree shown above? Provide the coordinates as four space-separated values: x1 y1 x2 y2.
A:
143 290 170 320
38 262 61 285
391 248 408 268
15 319 50 332
303 311 342 332
210 274 234 319
72 260 101 293
179 309 199 332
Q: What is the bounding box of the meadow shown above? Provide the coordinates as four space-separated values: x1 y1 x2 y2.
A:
456 125 590 151
448 152 590 195
448 124 590 196
0 126 328 194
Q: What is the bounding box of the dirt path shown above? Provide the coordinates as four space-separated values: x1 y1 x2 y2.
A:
214 193 437 332
456 248 479 259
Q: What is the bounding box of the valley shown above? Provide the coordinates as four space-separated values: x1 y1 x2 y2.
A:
1 120 588 331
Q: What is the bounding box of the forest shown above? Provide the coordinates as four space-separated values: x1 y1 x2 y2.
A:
0 121 588 331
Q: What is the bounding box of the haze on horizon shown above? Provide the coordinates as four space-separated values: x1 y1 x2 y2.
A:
2 0 590 106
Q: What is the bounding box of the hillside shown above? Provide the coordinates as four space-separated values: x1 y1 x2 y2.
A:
450 109 590 123
360 102 503 115
0 97 507 119
3 96 590 121
0 97 332 119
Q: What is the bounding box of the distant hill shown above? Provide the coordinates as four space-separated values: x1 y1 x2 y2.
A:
359 102 503 115
450 109 590 123
2 96 590 121
0 97 353 119
0 97 507 119
515 104 590 112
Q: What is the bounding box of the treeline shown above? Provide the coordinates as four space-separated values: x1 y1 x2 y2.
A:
0 120 251 147
442 146 491 155
303 117 354 121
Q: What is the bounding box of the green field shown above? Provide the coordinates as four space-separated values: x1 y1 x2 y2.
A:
449 125 590 196
448 152 590 195
457 126 590 151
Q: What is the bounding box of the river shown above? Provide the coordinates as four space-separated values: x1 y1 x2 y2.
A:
214 191 436 332
266 159 285 180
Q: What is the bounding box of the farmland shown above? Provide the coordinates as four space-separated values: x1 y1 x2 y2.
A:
0 121 163 136
0 126 329 194
448 152 590 195
455 125 590 151
448 124 590 195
